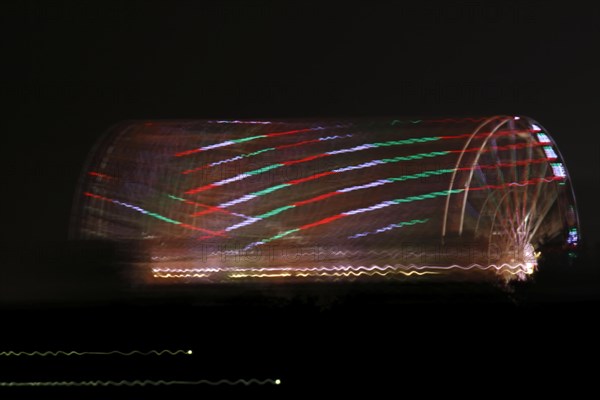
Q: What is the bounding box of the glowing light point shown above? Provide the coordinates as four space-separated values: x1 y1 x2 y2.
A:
550 163 567 178
543 146 558 159
523 244 537 275
536 132 551 143
567 228 579 245
187 350 193 355
275 379 281 385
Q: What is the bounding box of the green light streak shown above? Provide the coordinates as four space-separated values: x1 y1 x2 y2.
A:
392 218 429 228
391 119 423 125
380 150 449 163
392 189 464 204
253 184 292 196
372 136 440 147
388 169 454 182
257 205 296 219
262 228 300 243
232 135 266 144
246 164 283 175
244 148 274 157
147 213 181 224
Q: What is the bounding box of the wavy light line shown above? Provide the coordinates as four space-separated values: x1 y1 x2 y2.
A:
391 119 422 125
0 379 280 387
468 176 564 191
0 350 193 357
349 218 430 239
153 274 210 279
293 270 438 277
150 264 530 281
229 273 292 278
151 263 529 273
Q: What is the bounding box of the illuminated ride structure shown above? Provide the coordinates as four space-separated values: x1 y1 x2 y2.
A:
71 116 580 284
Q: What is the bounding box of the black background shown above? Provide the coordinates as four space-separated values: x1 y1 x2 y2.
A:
1 0 599 396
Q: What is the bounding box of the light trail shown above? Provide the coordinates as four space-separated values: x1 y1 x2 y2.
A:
182 134 352 175
196 140 544 212
174 127 324 157
349 218 430 239
183 154 551 241
243 176 564 250
0 378 281 387
0 350 193 357
88 171 113 180
183 137 445 195
83 192 225 237
151 263 529 274
149 263 532 281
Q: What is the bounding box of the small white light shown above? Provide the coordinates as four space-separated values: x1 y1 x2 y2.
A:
536 133 551 143
543 146 558 159
550 163 567 178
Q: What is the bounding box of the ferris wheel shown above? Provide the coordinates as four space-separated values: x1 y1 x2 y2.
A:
72 116 580 283
442 116 580 276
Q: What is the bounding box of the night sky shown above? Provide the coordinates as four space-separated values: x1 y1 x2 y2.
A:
2 1 599 251
1 1 599 394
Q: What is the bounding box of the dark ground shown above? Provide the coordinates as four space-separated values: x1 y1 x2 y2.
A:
1 244 599 396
